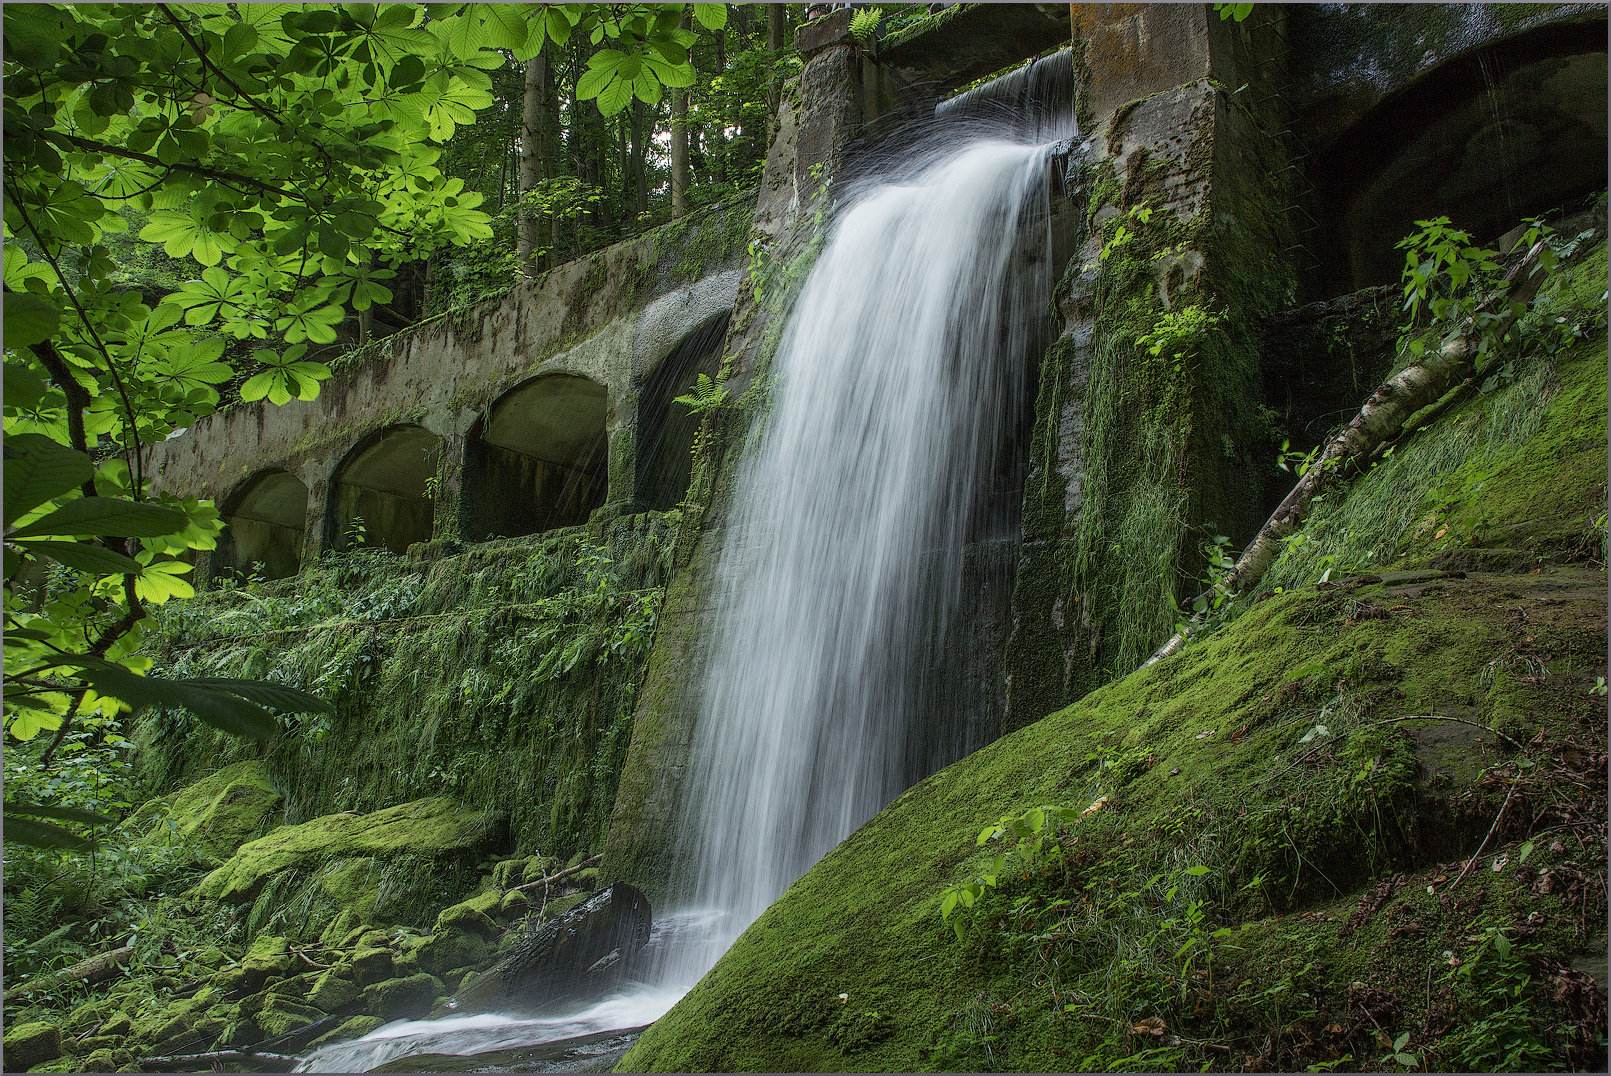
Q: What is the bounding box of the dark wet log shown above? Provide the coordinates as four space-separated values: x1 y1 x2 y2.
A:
140 1049 299 1072
449 881 651 1013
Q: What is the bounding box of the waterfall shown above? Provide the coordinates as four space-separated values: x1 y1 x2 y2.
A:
665 115 1071 983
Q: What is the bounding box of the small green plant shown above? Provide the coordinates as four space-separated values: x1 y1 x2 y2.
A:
673 373 730 417
422 475 440 503
1376 1031 1419 1071
848 7 882 42
1135 303 1222 376
1395 216 1556 367
1436 927 1556 1071
939 804 1079 939
1099 203 1152 261
1214 2 1255 21
342 515 370 549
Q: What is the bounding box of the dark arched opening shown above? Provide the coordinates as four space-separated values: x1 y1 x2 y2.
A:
464 374 608 540
636 313 729 512
1313 23 1607 292
216 471 308 580
329 424 441 553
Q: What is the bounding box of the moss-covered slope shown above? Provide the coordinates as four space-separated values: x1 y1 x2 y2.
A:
621 266 1608 1072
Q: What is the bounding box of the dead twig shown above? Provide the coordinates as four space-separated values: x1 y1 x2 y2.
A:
1448 769 1521 891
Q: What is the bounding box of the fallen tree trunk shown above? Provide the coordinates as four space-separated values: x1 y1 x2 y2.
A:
1146 241 1551 666
3 945 133 1002
140 1050 299 1072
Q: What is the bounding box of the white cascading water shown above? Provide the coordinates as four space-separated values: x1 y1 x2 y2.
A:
665 128 1064 982
301 66 1072 1071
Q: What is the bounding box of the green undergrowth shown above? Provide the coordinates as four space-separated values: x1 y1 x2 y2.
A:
136 514 677 859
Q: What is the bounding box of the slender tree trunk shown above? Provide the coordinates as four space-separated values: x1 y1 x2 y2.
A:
712 28 728 184
517 51 547 275
631 97 649 219
670 14 690 218
766 3 785 151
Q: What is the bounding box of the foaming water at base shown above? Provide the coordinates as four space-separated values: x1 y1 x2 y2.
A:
294 912 726 1072
295 985 687 1072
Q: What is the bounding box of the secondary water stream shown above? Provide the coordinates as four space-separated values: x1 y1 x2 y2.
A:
302 64 1073 1073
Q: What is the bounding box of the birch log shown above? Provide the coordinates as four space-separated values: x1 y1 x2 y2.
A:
1145 242 1551 666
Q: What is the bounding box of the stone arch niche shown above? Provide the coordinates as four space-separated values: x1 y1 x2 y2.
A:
636 312 728 512
215 470 308 580
464 374 609 540
329 424 442 553
1313 22 1607 293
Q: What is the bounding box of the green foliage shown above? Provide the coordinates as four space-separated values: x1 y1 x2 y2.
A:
2 1 537 838
1433 927 1556 1071
848 8 884 42
672 372 729 416
1393 216 1558 371
1214 3 1256 21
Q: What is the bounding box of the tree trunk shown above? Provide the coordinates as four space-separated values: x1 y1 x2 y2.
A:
631 97 649 219
670 14 691 218
766 4 785 152
1145 242 1553 666
517 51 547 275
712 27 728 184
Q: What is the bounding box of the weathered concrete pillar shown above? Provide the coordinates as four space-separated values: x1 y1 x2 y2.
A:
1003 3 1299 729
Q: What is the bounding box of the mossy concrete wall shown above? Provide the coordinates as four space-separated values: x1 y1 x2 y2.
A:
137 514 677 866
141 200 753 573
1004 4 1298 728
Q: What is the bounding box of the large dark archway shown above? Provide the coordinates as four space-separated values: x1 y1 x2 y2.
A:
329 424 441 553
216 471 308 580
1313 22 1607 292
636 313 728 513
464 374 609 541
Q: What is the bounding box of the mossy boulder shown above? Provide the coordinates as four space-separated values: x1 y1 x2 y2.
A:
363 973 445 1021
308 1014 384 1050
432 900 498 939
3 1022 61 1071
308 967 362 1011
253 996 327 1039
194 797 507 935
127 759 281 866
216 934 295 995
349 945 397 986
402 930 488 977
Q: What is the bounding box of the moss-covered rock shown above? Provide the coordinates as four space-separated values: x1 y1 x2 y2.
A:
3 1022 61 1071
126 760 282 866
307 967 361 1012
193 797 506 938
349 944 397 986
308 1014 384 1050
198 798 502 904
403 930 488 977
363 973 445 1021
432 900 498 939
